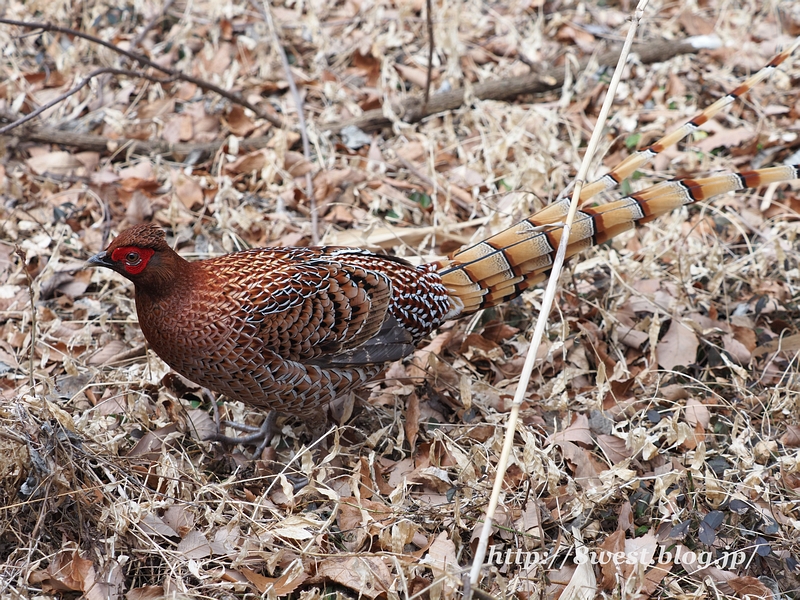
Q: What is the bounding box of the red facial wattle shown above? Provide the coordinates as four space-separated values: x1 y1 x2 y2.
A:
110 246 155 275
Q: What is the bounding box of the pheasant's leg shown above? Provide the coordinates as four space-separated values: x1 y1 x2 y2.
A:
207 394 278 455
211 411 277 445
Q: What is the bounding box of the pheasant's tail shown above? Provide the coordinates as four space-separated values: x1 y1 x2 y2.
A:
435 39 800 319
580 38 800 202
437 164 799 316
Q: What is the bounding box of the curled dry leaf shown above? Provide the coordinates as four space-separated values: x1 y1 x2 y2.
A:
598 529 625 590
405 391 420 449
87 340 131 366
225 149 268 174
728 575 775 600
161 505 196 538
284 151 313 177
557 441 604 489
30 550 96 593
162 113 193 144
224 105 256 137
596 434 632 464
684 398 710 429
241 564 308 595
184 408 217 441
126 586 166 600
139 513 178 537
421 532 458 596
394 63 432 89
559 559 597 600
693 122 755 152
547 414 594 447
780 425 800 447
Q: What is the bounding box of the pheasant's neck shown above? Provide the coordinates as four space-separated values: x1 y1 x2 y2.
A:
134 259 210 363
133 252 198 299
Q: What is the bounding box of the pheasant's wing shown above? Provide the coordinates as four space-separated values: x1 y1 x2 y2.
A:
215 247 401 364
308 314 415 367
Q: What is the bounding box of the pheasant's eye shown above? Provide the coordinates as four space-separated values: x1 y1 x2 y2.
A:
110 245 154 275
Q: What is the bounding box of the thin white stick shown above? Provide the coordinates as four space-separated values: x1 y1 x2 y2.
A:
467 0 651 591
256 0 319 244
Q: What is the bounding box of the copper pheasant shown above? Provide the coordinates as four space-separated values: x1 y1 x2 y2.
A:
89 45 800 424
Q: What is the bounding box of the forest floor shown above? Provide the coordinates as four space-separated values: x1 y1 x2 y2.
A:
1 0 800 598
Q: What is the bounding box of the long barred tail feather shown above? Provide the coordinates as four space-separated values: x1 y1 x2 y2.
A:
437 165 800 317
435 39 800 319
579 38 800 203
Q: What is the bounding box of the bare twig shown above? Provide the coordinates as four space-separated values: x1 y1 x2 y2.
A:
0 17 284 128
252 0 318 243
467 0 651 591
0 68 178 135
14 247 36 394
0 109 276 158
423 0 434 112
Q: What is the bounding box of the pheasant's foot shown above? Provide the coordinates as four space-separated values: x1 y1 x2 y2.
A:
210 411 277 458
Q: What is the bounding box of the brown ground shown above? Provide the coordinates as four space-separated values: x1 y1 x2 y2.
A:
1 0 800 598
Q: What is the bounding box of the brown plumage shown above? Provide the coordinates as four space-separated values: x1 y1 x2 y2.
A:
89 45 799 417
91 236 451 413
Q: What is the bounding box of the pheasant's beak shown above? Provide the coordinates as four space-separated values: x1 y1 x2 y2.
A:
87 251 115 269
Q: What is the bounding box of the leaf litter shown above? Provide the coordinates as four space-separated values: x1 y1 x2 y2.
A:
0 0 799 598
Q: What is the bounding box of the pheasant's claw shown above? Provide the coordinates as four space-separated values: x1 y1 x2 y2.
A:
210 412 277 459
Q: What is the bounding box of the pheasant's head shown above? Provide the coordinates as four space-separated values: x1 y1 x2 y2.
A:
88 224 186 293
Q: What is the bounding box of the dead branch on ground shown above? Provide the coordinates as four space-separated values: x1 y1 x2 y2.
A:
324 38 706 132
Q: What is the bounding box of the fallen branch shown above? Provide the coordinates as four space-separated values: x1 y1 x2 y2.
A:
0 37 712 160
324 37 711 133
0 112 274 159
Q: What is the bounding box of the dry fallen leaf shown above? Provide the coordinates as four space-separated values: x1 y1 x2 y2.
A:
177 530 212 559
315 557 392 599
225 149 268 174
224 105 256 137
656 320 699 370
728 575 775 599
421 532 458 596
559 559 597 600
548 414 594 447
29 549 111 598
172 170 204 210
684 398 710 429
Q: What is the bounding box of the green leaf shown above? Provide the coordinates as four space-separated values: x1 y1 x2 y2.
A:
625 133 641 150
410 191 432 208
